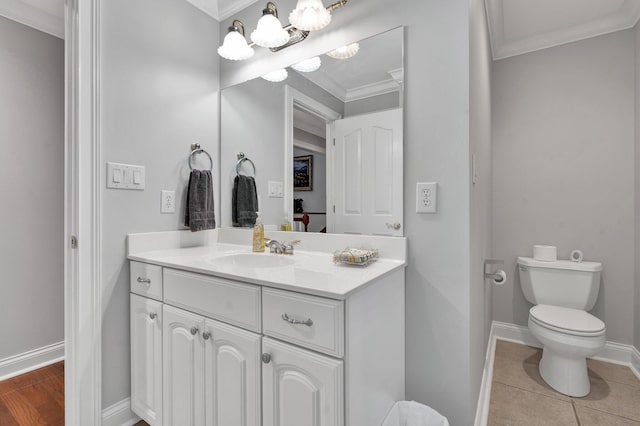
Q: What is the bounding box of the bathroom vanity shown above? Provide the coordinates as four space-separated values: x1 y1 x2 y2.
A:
127 228 406 426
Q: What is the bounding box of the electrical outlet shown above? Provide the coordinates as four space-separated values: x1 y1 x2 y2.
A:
161 190 175 213
416 182 437 213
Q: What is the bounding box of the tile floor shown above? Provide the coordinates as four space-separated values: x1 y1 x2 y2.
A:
488 340 640 425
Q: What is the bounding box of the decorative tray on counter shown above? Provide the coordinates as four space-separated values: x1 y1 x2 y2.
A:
333 247 378 266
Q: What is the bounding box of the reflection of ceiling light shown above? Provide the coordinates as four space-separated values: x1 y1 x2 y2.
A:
251 2 290 48
291 56 321 72
261 68 288 82
289 0 331 31
218 20 254 61
326 42 359 59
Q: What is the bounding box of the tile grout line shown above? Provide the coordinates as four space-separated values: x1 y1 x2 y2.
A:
491 378 571 403
571 400 581 426
571 403 640 424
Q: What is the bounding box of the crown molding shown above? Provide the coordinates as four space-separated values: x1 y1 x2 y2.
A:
486 0 640 60
0 0 64 39
345 78 400 102
185 0 219 20
219 0 261 21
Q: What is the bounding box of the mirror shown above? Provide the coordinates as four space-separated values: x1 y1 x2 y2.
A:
221 27 404 235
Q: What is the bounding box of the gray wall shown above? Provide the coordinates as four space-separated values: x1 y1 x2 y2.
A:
492 30 636 345
635 23 640 350
0 17 64 360
220 70 342 229
469 0 493 404
344 91 400 117
100 0 219 408
221 1 477 424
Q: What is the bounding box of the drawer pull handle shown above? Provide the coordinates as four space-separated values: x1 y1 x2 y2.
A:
202 331 211 340
149 312 157 320
261 353 272 364
137 277 151 285
281 313 313 327
190 327 199 336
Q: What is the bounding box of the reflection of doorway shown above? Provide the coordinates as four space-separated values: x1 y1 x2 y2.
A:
293 105 327 232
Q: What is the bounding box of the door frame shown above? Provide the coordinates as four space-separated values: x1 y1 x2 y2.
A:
64 0 103 424
283 86 341 227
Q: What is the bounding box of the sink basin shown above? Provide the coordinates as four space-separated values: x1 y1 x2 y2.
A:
207 253 295 269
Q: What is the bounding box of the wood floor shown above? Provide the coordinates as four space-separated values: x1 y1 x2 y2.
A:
0 362 64 425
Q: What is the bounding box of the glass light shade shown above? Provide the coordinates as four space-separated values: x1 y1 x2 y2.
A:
261 68 288 82
326 42 359 59
291 56 321 72
288 0 331 31
251 13 290 48
217 30 254 61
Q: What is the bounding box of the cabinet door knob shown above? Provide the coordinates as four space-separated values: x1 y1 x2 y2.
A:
190 326 199 336
149 312 157 320
137 277 151 285
202 331 211 340
261 353 272 364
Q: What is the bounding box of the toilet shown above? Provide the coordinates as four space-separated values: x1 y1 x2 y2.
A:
517 257 606 397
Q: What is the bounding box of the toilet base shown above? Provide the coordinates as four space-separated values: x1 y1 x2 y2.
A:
539 347 591 397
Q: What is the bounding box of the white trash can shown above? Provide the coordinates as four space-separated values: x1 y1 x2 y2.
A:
382 401 450 426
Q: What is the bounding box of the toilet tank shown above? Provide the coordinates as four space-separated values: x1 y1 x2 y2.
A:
517 257 602 310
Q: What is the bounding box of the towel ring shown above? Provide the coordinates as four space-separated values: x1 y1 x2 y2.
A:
236 152 256 177
189 143 213 171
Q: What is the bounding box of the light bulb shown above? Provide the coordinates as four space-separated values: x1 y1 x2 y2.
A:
289 0 331 31
326 42 359 59
261 68 288 82
218 27 254 61
291 56 321 72
251 11 289 48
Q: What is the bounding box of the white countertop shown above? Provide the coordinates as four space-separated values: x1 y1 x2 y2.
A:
127 229 406 299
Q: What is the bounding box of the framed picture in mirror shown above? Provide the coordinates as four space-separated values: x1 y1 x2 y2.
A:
294 155 313 191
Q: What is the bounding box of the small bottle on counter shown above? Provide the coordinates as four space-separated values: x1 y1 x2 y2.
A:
280 213 292 231
252 212 265 252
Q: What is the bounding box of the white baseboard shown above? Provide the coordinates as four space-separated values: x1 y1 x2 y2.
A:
0 341 64 381
102 398 141 426
474 321 640 426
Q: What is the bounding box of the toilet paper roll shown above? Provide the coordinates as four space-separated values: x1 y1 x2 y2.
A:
492 270 507 286
570 249 584 263
533 245 557 262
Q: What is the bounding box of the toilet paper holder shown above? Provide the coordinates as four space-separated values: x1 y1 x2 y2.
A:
484 259 505 283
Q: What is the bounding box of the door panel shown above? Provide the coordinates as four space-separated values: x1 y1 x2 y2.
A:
163 305 205 426
262 337 343 426
204 319 261 426
332 108 403 236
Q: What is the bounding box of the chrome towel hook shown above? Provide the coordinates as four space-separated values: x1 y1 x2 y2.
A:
189 143 213 171
236 152 256 177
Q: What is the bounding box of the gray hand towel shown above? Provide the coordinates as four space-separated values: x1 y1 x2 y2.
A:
232 175 258 227
185 170 216 232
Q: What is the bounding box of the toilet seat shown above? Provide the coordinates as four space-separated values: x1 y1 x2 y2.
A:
529 305 605 337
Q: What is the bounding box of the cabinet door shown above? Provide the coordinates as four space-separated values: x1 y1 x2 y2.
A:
204 319 261 426
130 294 163 426
262 337 344 426
163 305 205 426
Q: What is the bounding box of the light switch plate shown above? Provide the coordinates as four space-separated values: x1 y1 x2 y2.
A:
268 181 284 198
416 182 437 213
107 162 145 190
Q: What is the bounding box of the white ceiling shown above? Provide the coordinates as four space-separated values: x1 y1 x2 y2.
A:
0 0 64 38
486 0 640 60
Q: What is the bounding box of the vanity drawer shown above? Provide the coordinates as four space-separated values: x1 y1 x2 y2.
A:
262 288 344 358
130 261 163 301
163 268 261 332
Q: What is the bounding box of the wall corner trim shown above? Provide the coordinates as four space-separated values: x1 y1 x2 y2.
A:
101 398 140 426
0 342 64 381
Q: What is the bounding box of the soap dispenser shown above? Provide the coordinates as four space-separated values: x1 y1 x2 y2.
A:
252 212 265 252
280 213 292 231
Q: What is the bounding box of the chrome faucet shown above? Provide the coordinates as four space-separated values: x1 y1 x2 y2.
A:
265 239 297 255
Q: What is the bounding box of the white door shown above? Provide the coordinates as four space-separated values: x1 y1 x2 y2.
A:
204 319 261 426
262 337 343 426
130 294 163 426
331 108 403 236
163 305 206 426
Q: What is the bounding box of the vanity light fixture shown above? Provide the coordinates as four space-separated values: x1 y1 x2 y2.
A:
218 20 254 61
251 2 290 48
291 56 321 72
261 68 288 82
326 42 359 59
219 0 348 60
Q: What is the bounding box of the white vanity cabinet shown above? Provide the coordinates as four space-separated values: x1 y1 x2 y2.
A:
130 257 405 426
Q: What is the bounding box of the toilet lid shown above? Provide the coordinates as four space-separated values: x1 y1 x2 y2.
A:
530 305 605 336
